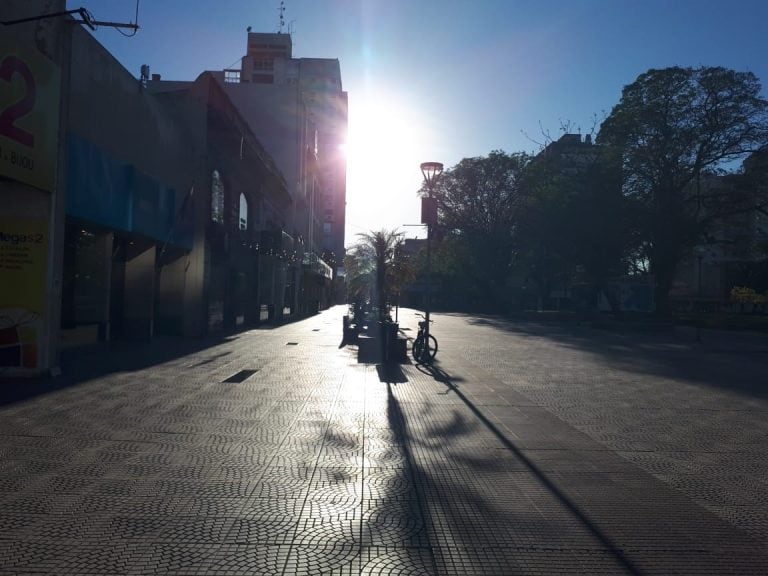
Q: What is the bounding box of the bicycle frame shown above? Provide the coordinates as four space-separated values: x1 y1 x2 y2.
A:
413 314 438 364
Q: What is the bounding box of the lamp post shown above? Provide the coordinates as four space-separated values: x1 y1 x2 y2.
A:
420 161 443 351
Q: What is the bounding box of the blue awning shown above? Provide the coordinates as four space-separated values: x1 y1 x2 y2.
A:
66 133 192 249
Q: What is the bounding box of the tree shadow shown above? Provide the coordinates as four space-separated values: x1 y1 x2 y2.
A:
385 382 440 573
448 312 768 400
390 364 644 575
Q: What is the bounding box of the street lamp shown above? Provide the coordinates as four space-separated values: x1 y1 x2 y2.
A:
421 162 443 189
420 161 443 358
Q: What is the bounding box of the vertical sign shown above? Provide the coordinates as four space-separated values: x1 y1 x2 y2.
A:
0 34 60 191
0 219 48 369
421 196 437 226
0 35 60 370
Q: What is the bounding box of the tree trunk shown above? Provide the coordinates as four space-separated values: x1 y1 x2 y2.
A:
654 271 674 317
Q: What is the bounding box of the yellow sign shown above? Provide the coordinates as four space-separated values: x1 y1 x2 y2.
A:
0 219 47 369
0 34 60 192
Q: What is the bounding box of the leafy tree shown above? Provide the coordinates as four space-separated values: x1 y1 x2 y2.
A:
520 146 581 308
719 147 768 293
738 146 768 256
597 66 768 315
388 237 416 303
430 151 531 311
428 233 481 310
522 141 632 312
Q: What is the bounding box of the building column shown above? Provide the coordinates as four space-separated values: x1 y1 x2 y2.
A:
123 244 156 340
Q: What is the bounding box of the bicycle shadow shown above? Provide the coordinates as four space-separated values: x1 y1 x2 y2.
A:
414 360 643 575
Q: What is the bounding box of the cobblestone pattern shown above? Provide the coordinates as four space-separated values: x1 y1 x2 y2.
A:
430 312 768 571
0 306 766 574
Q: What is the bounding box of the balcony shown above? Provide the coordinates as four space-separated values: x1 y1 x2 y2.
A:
259 229 294 259
302 252 333 280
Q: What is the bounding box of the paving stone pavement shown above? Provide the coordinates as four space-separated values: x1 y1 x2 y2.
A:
1 305 767 575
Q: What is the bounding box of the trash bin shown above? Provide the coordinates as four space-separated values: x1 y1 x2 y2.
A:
381 321 399 362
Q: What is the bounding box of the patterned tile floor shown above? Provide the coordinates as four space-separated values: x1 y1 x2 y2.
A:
0 306 767 574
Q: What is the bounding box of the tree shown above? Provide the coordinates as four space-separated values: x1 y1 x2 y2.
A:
522 140 631 312
343 229 409 319
430 151 531 311
344 243 373 305
738 146 768 248
720 147 768 293
597 66 768 315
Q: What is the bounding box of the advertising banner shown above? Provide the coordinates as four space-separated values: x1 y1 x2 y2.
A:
0 33 61 192
0 219 48 369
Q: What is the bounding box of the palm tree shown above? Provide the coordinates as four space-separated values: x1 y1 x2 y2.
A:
345 229 409 320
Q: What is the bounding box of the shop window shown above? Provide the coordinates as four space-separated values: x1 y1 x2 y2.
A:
239 193 248 230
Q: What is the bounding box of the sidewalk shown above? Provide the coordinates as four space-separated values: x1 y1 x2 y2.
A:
0 305 766 574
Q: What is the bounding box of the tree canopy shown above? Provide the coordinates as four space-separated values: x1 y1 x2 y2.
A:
430 151 531 310
522 142 630 311
597 66 768 314
376 66 768 317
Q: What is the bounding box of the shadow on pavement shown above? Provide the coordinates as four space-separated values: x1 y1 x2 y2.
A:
0 332 241 407
385 382 440 574
376 363 408 384
0 308 333 407
449 312 768 400
405 361 644 575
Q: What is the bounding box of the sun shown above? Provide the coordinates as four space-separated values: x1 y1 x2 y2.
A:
346 93 427 189
343 89 440 238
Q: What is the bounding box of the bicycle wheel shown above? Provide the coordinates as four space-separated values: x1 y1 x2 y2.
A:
422 334 438 361
413 334 438 363
412 335 425 362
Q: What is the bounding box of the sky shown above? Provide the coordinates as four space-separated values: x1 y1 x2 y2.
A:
70 0 768 247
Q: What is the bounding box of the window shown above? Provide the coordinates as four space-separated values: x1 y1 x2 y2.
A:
239 193 248 230
323 223 332 235
211 170 224 223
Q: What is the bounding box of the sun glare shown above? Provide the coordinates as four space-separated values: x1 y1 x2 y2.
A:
348 97 423 173
345 93 430 235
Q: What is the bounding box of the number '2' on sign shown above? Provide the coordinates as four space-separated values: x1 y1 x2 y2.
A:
0 55 36 148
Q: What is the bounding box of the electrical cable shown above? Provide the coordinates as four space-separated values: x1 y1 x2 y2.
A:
115 1 139 37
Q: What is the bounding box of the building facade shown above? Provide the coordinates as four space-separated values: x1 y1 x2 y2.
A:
1 5 336 376
223 31 347 276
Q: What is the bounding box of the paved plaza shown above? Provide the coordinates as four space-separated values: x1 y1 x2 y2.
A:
1 305 767 575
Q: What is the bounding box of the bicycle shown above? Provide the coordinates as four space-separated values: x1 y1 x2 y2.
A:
412 313 438 364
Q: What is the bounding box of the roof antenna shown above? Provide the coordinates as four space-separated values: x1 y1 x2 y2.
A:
278 1 285 33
